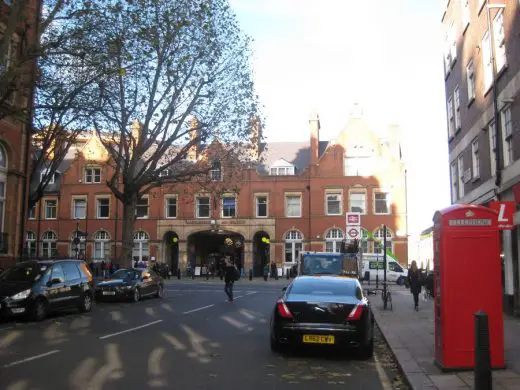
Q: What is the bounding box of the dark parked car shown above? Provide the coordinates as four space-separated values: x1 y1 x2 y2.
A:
95 268 164 302
270 276 374 358
0 259 94 321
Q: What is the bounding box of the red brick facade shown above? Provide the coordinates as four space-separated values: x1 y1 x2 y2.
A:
0 0 40 268
25 112 408 275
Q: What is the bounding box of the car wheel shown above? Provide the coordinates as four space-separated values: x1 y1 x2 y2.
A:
358 338 374 360
133 288 140 303
155 285 164 299
31 299 47 322
396 276 403 286
78 293 93 313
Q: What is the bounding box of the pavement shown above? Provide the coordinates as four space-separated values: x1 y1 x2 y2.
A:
369 283 520 390
0 278 405 390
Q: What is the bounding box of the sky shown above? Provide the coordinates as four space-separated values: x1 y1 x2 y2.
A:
230 0 451 256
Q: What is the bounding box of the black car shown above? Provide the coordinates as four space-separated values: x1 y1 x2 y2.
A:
95 268 164 302
0 259 94 321
269 276 374 358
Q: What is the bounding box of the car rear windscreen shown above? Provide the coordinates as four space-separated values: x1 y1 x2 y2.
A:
289 279 358 296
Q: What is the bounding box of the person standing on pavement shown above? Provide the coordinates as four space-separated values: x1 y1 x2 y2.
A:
223 257 237 302
408 260 422 311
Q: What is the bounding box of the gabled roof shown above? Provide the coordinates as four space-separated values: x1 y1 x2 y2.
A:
256 140 328 174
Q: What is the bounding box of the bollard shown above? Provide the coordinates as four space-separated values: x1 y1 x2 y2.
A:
286 271 290 280
474 311 492 390
177 269 181 280
249 269 253 281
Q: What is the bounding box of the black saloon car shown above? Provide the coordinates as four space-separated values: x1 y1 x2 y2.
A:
0 260 94 321
95 268 164 302
270 276 374 358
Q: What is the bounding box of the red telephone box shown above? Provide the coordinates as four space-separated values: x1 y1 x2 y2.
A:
433 204 504 371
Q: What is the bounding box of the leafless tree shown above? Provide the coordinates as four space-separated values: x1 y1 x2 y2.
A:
75 0 261 266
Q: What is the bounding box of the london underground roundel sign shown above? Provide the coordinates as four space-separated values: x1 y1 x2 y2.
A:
347 226 361 240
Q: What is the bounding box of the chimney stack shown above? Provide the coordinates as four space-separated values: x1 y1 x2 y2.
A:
309 111 320 165
187 117 201 160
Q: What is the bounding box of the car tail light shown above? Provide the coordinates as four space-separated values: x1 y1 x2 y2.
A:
277 299 293 319
347 305 364 321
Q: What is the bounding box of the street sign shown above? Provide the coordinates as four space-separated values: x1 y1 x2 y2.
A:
346 226 361 240
489 201 515 230
346 212 361 226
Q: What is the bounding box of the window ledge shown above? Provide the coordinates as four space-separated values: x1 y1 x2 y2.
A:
286 216 302 218
165 217 177 219
256 215 268 219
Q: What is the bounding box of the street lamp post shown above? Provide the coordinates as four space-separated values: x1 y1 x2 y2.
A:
73 218 80 259
486 0 506 195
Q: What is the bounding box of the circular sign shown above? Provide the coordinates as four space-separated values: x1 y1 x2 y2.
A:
347 227 360 239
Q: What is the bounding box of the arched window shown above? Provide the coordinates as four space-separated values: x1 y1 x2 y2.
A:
133 231 150 263
284 230 302 266
325 228 344 253
94 231 111 261
0 144 7 236
26 231 36 258
41 231 57 258
373 227 393 254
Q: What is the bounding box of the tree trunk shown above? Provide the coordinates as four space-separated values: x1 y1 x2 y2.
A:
121 193 137 268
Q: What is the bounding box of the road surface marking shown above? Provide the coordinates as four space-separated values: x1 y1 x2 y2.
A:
245 291 257 295
99 320 163 340
221 315 246 330
0 330 22 349
109 311 122 322
373 352 392 390
162 332 186 350
148 347 166 388
233 295 244 300
182 304 214 315
0 326 14 331
3 350 61 368
239 309 256 320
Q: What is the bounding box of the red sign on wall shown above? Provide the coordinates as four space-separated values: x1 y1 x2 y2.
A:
489 201 515 230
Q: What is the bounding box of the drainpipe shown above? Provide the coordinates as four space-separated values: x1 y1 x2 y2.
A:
114 198 119 262
486 0 502 196
18 0 43 262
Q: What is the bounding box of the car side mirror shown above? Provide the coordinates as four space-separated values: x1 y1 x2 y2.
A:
282 287 287 292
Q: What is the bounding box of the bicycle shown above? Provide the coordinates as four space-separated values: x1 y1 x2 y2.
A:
382 282 393 311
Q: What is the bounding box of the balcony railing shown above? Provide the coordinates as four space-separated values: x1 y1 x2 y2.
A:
0 232 8 254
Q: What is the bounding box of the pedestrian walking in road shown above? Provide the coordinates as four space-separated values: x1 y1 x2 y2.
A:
408 260 422 311
224 257 237 302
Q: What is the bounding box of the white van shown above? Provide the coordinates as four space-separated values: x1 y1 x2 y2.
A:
361 253 408 285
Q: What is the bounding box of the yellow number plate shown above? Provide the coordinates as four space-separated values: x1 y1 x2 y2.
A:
302 335 335 344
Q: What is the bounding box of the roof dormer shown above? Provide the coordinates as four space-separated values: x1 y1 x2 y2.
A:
269 158 295 176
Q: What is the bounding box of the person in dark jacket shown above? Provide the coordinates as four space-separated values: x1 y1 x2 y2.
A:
223 257 236 302
408 260 422 311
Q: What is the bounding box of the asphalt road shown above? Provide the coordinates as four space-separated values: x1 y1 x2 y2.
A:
0 279 398 390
